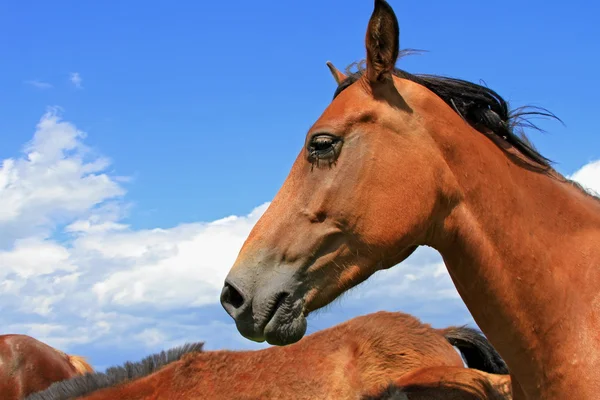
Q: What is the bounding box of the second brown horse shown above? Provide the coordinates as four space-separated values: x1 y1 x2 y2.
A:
28 311 508 400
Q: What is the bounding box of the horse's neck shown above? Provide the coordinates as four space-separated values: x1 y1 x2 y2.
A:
432 138 600 396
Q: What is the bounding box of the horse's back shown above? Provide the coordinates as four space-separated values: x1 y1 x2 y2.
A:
0 334 78 400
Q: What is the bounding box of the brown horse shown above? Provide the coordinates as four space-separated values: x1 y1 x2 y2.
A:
364 366 512 400
219 0 600 398
27 311 507 400
0 334 94 400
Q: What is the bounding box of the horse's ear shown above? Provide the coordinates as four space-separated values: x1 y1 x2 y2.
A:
365 0 400 83
326 61 348 85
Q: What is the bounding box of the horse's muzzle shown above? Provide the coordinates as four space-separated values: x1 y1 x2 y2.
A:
220 266 307 345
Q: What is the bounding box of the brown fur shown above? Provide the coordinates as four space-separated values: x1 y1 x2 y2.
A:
365 366 512 400
0 334 93 400
31 312 484 400
221 0 600 398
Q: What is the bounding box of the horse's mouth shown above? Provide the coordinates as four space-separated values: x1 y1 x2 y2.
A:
262 293 307 346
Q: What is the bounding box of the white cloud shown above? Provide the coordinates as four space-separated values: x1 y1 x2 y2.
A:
0 110 272 355
70 72 83 89
0 237 75 280
134 328 167 348
0 108 124 247
89 205 269 309
24 80 53 90
0 111 597 368
358 259 460 301
569 159 600 196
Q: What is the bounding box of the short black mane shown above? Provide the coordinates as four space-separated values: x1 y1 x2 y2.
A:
26 342 204 400
333 55 559 169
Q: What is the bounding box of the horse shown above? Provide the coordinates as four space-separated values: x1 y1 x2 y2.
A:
0 334 94 400
219 0 600 398
27 311 507 400
364 366 512 400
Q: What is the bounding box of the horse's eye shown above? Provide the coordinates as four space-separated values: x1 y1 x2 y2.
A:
307 134 342 165
313 136 333 150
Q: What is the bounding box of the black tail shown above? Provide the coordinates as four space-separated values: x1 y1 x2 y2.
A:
442 326 508 374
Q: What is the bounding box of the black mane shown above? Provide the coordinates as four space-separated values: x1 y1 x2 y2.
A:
26 342 204 400
333 54 559 169
442 326 508 374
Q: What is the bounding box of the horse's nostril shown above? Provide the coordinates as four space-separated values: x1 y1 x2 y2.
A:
221 282 245 310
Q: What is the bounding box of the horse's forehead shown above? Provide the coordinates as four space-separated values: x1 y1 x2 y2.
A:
312 83 376 128
313 77 428 130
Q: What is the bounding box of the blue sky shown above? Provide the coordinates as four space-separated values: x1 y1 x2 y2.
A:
0 0 598 372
